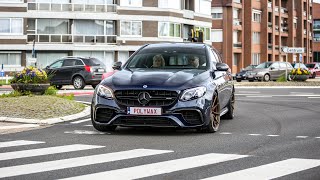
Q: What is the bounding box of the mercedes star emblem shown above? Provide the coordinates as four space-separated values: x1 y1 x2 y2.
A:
138 92 151 105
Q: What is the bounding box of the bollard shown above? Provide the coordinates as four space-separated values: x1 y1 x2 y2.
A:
5 75 8 84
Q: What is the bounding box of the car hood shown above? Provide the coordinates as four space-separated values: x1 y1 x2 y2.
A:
102 68 209 90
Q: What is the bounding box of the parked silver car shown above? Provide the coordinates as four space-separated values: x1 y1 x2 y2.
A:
247 61 293 82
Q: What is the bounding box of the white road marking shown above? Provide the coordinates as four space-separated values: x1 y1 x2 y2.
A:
70 119 91 124
0 140 45 148
238 91 261 94
0 149 173 178
296 136 308 138
246 96 273 98
202 158 320 180
219 132 232 135
308 97 320 99
267 135 280 137
64 130 107 135
290 92 314 94
248 134 262 136
61 153 249 180
0 124 40 130
0 144 104 161
315 137 320 139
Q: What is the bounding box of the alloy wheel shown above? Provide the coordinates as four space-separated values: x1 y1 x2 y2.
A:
211 95 220 130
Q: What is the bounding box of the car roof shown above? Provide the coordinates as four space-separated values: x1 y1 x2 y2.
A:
144 43 208 50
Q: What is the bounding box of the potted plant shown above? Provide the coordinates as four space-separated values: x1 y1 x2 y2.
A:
289 68 311 81
10 66 50 95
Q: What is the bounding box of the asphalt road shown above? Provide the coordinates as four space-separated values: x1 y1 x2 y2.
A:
0 87 320 180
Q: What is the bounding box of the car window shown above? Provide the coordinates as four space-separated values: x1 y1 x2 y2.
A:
82 58 104 66
62 59 76 67
75 60 84 66
211 49 221 63
293 63 307 69
306 64 315 68
279 62 288 68
270 62 280 69
49 60 63 69
126 46 208 70
256 62 272 69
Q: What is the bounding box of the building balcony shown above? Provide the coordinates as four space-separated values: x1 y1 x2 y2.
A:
314 25 320 30
304 29 307 35
27 2 117 13
280 7 288 14
303 11 306 17
27 34 117 44
275 25 279 31
233 0 241 4
268 2 272 8
268 44 272 50
233 42 242 48
268 22 272 28
233 19 242 26
275 45 279 50
275 6 279 12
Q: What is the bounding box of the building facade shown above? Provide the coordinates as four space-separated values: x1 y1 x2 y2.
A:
313 1 320 62
211 0 313 73
0 0 212 73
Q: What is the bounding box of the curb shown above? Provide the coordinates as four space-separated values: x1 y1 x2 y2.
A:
0 101 91 125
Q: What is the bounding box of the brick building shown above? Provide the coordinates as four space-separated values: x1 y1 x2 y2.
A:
0 0 212 73
313 1 320 62
211 0 313 74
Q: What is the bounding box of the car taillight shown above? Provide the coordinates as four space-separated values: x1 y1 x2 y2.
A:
85 65 92 72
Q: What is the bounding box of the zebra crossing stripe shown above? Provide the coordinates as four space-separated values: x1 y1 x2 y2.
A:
0 144 104 161
0 149 173 178
0 140 45 148
202 158 320 180
61 153 248 180
0 124 40 130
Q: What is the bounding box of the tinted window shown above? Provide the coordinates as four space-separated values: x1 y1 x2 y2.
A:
49 60 63 68
75 60 84 66
63 59 76 67
82 58 104 66
306 64 315 68
126 46 208 69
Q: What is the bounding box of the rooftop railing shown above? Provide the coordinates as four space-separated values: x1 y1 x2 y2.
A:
27 2 117 13
27 34 117 44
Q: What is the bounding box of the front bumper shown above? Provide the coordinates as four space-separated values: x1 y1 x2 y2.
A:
91 94 212 128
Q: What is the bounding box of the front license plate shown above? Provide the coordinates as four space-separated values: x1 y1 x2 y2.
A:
98 69 104 72
128 107 162 116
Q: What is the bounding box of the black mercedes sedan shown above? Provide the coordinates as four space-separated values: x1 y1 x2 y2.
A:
91 43 235 133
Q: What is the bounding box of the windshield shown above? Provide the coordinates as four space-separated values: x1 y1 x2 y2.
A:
293 63 307 69
244 65 256 70
255 62 272 69
126 47 208 70
306 64 315 68
83 58 104 66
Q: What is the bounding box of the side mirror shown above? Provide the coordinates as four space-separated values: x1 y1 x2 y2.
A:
112 61 122 70
45 66 49 69
216 62 229 71
270 67 275 70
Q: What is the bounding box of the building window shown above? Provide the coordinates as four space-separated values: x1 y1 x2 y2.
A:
314 52 320 62
195 26 210 41
195 0 211 15
211 29 222 42
0 52 21 66
252 11 261 22
120 0 142 7
233 8 239 19
233 53 238 66
252 32 260 44
158 22 181 38
314 32 320 42
252 53 260 65
120 21 142 36
0 0 23 3
158 0 180 9
211 7 223 19
37 19 69 34
0 18 23 35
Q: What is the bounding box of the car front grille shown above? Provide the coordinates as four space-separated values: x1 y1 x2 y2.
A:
114 90 178 107
177 110 202 125
113 116 178 127
95 108 115 123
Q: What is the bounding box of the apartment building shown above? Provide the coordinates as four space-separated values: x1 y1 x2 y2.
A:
211 0 313 73
0 0 212 73
313 1 320 62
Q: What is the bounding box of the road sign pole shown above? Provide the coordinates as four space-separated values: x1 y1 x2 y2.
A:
285 53 288 82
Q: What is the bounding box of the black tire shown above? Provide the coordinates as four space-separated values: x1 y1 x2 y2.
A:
236 79 241 82
312 73 316 79
199 94 220 133
222 91 235 120
92 84 97 89
263 74 270 82
55 85 63 90
73 76 85 89
248 79 254 82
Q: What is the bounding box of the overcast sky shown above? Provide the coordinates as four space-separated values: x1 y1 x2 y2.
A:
314 0 320 3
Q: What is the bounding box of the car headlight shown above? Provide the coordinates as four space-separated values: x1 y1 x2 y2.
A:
96 85 114 99
180 87 206 101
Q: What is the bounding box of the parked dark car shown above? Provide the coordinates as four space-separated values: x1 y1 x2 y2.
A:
91 43 235 133
306 63 320 78
45 57 106 89
235 65 257 82
247 61 293 82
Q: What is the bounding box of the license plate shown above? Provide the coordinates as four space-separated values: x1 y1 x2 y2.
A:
237 76 241 78
127 107 162 116
98 69 104 72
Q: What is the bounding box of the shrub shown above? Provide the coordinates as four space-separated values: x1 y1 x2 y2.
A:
44 86 58 95
10 66 49 84
289 68 310 76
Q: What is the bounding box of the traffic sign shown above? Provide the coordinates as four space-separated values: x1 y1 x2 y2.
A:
0 70 4 77
299 54 303 62
28 58 37 63
281 47 305 54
